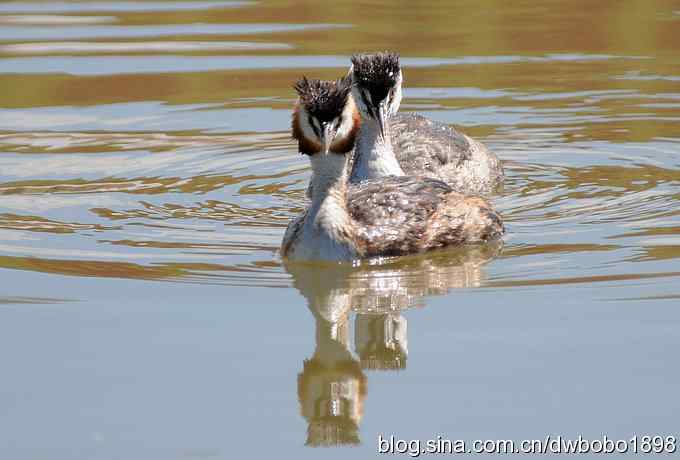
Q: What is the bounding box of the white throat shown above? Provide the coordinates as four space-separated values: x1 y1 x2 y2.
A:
295 153 355 261
309 153 346 200
350 118 404 183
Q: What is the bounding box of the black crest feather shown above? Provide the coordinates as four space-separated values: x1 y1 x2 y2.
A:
293 76 352 122
350 51 400 105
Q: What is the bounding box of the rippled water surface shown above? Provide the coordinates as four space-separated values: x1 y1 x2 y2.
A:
1 1 679 458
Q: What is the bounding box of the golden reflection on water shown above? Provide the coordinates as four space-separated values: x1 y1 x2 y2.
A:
0 0 678 290
287 243 501 446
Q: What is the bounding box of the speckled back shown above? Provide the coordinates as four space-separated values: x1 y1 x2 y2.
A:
347 176 503 257
389 113 504 195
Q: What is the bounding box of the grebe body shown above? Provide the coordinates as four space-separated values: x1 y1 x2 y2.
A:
282 77 504 262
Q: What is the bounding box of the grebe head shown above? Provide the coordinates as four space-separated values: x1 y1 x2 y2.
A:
292 76 358 156
349 52 402 139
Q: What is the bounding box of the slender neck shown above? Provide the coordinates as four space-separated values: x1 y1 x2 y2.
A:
300 152 355 260
309 153 348 203
314 315 351 362
350 117 403 183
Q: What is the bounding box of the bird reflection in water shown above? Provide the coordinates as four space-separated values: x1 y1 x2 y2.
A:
286 241 502 447
355 312 408 371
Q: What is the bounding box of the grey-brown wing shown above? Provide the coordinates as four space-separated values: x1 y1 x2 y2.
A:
347 176 503 257
389 113 504 194
281 210 306 257
390 113 471 172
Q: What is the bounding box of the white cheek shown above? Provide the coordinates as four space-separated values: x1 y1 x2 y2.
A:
390 87 402 115
391 74 403 115
351 87 370 116
336 119 352 139
299 113 318 142
336 103 356 139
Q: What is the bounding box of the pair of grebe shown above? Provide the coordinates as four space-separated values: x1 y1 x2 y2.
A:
282 52 505 262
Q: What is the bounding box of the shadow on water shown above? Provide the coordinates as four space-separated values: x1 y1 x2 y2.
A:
286 242 502 446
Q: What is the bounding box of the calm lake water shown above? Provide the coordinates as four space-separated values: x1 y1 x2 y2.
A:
1 0 679 458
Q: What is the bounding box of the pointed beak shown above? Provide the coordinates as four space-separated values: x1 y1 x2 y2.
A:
321 122 334 154
375 103 389 140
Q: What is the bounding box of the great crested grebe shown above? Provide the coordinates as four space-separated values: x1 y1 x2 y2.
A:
282 76 504 262
348 52 504 195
